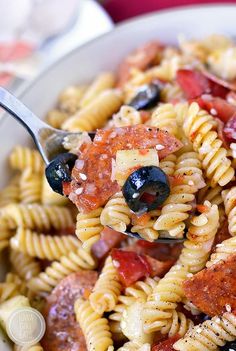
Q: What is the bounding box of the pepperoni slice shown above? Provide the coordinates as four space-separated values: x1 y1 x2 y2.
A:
91 227 126 261
41 271 97 351
152 334 181 351
117 41 163 87
68 125 182 213
183 254 236 317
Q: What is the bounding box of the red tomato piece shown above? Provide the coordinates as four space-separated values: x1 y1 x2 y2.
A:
69 125 182 213
152 334 181 351
111 249 151 287
91 227 125 261
117 41 163 87
176 69 211 99
140 192 157 205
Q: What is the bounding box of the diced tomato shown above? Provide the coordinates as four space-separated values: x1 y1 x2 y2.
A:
62 181 71 196
139 149 150 155
224 114 236 141
177 69 211 99
152 334 181 351
183 254 236 317
111 249 151 287
91 227 125 261
168 175 185 187
69 125 182 213
145 255 175 278
196 204 210 213
117 41 164 87
131 213 151 226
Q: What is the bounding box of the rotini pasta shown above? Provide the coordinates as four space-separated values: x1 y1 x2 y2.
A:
10 250 41 280
100 192 131 232
10 228 80 260
143 264 189 334
1 204 74 231
41 175 69 206
131 210 160 241
207 236 236 267
117 342 150 351
154 152 204 237
79 72 115 107
19 169 42 204
150 103 179 136
9 146 43 173
76 207 103 252
222 186 236 236
0 177 19 207
27 246 96 294
74 298 113 351
179 201 219 273
62 89 123 131
182 102 234 186
89 256 122 314
159 154 177 176
110 105 142 127
57 85 87 113
14 344 44 351
174 312 236 350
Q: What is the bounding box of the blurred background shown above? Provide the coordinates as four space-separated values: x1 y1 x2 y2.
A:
0 0 235 89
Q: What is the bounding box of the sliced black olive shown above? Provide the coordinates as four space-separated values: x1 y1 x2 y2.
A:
128 83 161 110
221 341 236 351
122 166 170 213
45 152 77 195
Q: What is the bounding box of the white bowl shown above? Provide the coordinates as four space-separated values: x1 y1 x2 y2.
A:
1 4 236 349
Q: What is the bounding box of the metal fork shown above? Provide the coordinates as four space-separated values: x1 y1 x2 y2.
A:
0 87 184 243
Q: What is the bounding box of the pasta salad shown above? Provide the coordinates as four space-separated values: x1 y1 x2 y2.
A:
0 34 236 351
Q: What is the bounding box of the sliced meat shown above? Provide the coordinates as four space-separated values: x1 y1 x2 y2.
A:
92 227 126 261
145 255 175 278
66 125 182 213
41 271 97 351
183 254 236 317
117 41 163 87
152 334 181 351
224 114 236 141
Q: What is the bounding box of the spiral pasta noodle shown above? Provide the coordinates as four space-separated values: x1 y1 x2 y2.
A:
198 182 223 206
10 228 80 260
174 312 236 351
154 152 203 237
0 273 22 302
117 342 150 351
19 169 42 204
207 236 236 268
222 186 236 236
161 310 194 337
182 102 234 186
27 246 96 294
159 154 177 176
46 109 69 129
10 250 42 281
161 82 183 103
111 105 142 127
100 192 131 232
79 72 115 107
150 103 179 136
14 344 44 351
76 208 103 252
89 256 122 314
57 85 87 114
109 277 159 324
41 175 69 206
179 201 219 273
0 178 19 207
131 210 160 241
143 264 189 334
9 146 44 173
62 89 123 131
1 204 74 231
74 298 113 351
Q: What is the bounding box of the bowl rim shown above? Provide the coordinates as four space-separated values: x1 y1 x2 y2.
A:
4 3 236 109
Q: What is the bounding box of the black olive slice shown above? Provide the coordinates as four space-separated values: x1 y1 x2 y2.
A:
128 83 160 110
122 166 170 213
45 152 77 195
221 341 236 351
